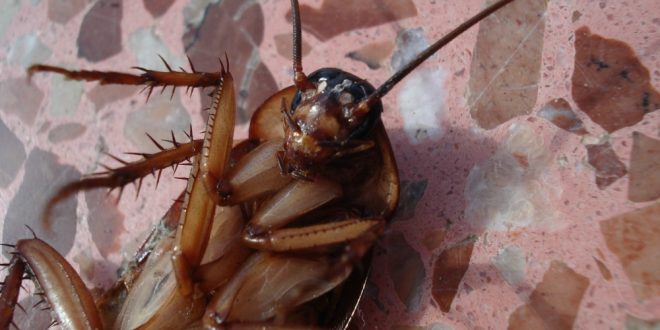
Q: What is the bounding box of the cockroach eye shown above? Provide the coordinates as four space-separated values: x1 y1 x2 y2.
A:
317 80 328 93
339 92 354 105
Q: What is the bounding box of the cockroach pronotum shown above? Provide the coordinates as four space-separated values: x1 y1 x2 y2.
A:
1 0 516 328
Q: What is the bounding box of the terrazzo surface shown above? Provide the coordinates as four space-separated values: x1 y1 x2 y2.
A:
0 0 659 329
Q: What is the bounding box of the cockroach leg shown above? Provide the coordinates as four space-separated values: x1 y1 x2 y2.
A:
194 242 251 293
172 68 235 296
28 57 222 99
224 140 292 204
244 177 343 236
171 159 211 296
243 218 384 253
14 239 103 329
192 205 249 293
42 138 203 227
199 68 236 206
0 256 25 329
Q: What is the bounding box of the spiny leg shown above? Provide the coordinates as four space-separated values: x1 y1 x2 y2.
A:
244 176 343 236
12 239 103 329
28 55 223 99
172 66 295 295
221 139 292 205
42 135 203 227
243 218 384 253
199 64 236 206
172 65 236 296
0 255 25 330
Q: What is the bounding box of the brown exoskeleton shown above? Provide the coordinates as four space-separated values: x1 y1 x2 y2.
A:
1 0 515 328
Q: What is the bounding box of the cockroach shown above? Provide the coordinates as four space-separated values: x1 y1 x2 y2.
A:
1 0 515 328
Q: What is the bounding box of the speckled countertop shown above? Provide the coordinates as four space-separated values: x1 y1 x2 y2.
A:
0 0 659 329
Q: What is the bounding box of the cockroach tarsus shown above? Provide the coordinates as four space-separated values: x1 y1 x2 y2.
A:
1 0 515 328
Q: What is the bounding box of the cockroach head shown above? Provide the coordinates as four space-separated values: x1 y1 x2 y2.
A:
278 68 382 177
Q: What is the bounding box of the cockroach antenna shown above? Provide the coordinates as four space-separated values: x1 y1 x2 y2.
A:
356 0 516 115
289 0 515 112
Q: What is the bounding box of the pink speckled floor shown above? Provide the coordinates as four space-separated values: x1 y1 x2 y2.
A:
1 0 659 329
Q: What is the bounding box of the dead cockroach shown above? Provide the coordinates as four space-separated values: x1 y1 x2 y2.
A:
1 0 515 328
